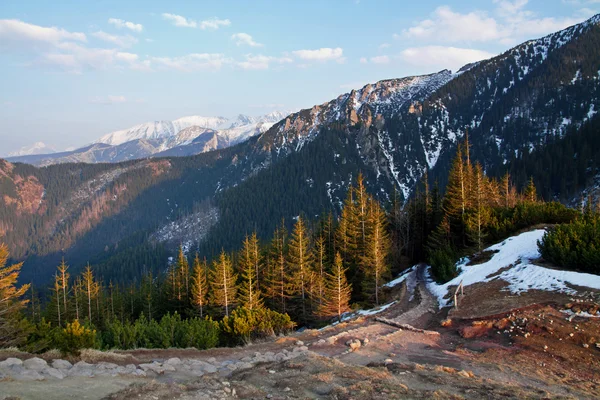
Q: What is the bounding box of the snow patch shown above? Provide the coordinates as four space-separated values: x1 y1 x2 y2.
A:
427 229 600 308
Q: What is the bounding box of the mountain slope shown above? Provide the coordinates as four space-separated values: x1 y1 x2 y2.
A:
2 15 600 286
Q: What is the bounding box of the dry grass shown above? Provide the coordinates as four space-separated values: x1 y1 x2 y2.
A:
79 349 134 364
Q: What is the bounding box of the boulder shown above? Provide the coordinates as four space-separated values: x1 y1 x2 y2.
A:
23 357 48 370
164 357 182 366
43 367 65 380
346 339 362 351
0 357 23 368
13 369 44 381
51 359 73 370
97 362 119 370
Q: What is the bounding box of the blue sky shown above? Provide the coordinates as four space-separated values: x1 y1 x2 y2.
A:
0 0 597 154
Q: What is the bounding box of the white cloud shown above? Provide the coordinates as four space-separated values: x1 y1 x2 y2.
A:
162 13 197 28
41 41 146 73
237 54 292 70
370 55 390 64
108 18 143 32
150 53 231 71
200 18 231 30
92 31 138 48
402 3 585 46
292 47 344 62
378 43 390 50
400 46 495 72
231 32 263 47
359 57 368 64
90 95 127 105
161 14 230 30
0 19 86 48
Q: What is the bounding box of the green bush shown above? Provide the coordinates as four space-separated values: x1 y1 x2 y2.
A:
55 320 97 354
538 213 600 274
101 312 220 350
487 202 578 242
221 307 295 344
428 246 458 283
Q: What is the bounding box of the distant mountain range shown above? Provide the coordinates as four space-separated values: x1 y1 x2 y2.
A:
6 111 290 166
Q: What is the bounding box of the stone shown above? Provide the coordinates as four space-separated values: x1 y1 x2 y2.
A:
69 366 94 377
0 357 23 368
23 357 48 370
275 352 287 361
74 361 93 368
165 357 182 366
43 367 65 380
295 340 304 346
384 359 393 365
139 362 169 375
207 357 217 363
235 362 253 370
97 362 119 370
13 369 44 381
583 343 590 348
51 359 73 369
346 339 361 351
458 370 474 378
362 338 370 346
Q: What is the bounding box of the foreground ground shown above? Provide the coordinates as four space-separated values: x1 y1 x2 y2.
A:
1 264 600 399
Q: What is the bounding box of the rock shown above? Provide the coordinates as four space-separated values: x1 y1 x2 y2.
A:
43 367 65 379
284 387 291 392
165 357 182 366
384 358 393 365
74 361 93 368
275 352 287 362
97 362 119 370
346 339 361 351
295 340 304 346
440 319 453 328
139 362 171 375
362 338 370 346
269 370 276 374
207 357 217 363
458 370 474 378
13 369 44 381
51 359 73 369
0 357 23 368
583 343 590 348
69 365 94 377
235 362 253 370
23 357 48 370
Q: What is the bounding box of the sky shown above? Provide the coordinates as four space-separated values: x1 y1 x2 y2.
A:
0 0 598 155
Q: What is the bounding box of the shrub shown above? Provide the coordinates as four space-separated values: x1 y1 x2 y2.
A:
428 246 458 283
538 212 600 274
221 307 295 344
55 320 97 355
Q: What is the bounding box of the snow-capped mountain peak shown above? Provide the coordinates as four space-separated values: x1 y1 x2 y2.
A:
8 142 56 157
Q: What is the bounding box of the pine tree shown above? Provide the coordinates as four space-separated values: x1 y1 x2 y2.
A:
524 177 537 203
287 216 314 323
313 235 327 309
81 264 97 323
57 259 69 319
0 244 30 347
466 163 490 252
318 252 351 322
264 224 289 313
53 274 62 326
238 235 263 310
191 254 208 317
501 173 517 208
210 250 238 316
444 143 468 220
361 199 391 305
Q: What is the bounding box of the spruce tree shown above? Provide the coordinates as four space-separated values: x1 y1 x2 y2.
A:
264 224 289 313
360 199 391 305
318 252 351 322
238 234 263 310
0 244 30 347
57 259 69 319
191 254 208 317
287 216 314 323
210 250 238 317
81 264 97 323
